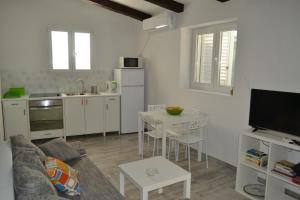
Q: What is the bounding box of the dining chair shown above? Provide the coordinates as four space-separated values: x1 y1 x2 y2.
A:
142 105 165 157
167 112 209 171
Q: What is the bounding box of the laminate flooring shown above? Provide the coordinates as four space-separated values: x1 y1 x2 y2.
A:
67 133 249 200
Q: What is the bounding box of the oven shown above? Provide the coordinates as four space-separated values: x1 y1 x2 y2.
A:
29 99 63 132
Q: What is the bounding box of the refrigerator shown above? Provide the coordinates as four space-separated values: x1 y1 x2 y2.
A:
0 78 4 141
114 69 144 134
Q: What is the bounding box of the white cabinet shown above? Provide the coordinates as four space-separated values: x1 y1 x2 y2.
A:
64 98 85 136
3 100 29 139
105 96 120 133
236 130 300 200
64 96 104 136
85 97 104 134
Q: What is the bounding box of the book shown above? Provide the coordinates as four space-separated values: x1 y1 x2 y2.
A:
272 169 296 178
292 176 300 185
246 148 267 158
276 160 295 169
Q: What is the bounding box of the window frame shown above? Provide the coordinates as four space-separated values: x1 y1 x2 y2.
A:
49 28 92 71
190 22 237 95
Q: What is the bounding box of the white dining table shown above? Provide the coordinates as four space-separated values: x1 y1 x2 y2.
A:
138 111 206 159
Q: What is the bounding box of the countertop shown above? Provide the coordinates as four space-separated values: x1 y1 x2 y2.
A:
2 92 121 101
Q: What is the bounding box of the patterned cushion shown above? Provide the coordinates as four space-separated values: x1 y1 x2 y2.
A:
45 157 80 196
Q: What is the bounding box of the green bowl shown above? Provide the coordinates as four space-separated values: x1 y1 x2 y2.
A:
166 106 184 115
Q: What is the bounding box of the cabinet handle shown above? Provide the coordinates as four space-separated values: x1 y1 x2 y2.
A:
11 103 19 106
109 98 115 101
86 99 88 105
81 99 83 106
23 109 26 115
106 104 108 110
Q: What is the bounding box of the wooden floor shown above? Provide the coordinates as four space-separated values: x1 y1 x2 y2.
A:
68 133 249 200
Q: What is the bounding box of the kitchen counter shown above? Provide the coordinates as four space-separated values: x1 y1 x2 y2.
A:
2 92 121 101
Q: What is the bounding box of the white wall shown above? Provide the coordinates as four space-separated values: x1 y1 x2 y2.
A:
0 0 141 93
141 0 300 166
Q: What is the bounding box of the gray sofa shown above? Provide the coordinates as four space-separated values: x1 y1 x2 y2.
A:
5 135 124 200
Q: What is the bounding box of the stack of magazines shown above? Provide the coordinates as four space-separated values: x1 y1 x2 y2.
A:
245 148 268 167
272 160 296 178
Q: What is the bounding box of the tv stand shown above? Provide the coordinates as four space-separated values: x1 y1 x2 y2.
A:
236 130 300 200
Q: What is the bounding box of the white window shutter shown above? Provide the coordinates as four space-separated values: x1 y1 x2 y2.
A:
194 33 214 84
219 30 237 87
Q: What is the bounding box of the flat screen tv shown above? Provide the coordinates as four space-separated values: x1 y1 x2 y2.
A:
249 89 300 138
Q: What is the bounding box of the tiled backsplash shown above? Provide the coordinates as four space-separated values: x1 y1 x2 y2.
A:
0 68 113 94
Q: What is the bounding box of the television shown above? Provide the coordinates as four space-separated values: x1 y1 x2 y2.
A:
249 89 300 138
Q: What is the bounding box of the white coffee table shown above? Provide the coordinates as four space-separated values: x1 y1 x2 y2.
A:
119 156 191 200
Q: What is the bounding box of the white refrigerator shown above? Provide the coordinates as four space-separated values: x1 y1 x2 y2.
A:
114 69 144 134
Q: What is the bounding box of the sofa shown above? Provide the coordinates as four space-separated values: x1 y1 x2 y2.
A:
0 135 124 200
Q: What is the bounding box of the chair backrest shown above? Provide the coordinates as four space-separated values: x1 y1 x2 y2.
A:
189 112 208 130
147 104 166 112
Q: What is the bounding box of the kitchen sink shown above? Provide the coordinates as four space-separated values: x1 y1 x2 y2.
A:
64 92 100 96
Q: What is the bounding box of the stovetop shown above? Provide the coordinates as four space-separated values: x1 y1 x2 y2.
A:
29 93 61 98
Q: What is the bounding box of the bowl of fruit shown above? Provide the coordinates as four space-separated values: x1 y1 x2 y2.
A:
165 106 184 115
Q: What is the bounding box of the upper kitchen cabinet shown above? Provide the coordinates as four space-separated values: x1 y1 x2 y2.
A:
105 96 120 134
2 100 29 139
64 96 105 136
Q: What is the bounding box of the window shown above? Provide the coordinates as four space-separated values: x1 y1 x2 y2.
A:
50 30 91 70
191 23 237 95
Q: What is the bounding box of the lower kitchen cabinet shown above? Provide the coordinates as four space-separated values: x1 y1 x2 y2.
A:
2 100 29 139
85 97 104 134
105 96 120 133
64 98 86 136
64 96 105 136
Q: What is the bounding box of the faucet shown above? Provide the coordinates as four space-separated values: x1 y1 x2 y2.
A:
76 79 85 94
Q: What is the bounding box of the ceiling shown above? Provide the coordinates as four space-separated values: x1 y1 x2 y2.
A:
110 0 192 15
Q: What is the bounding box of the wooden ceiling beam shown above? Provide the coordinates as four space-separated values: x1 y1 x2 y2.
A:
88 0 152 21
216 0 231 2
144 0 184 13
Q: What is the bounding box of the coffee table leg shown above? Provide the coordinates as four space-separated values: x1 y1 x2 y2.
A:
140 189 148 200
120 172 125 196
183 177 191 199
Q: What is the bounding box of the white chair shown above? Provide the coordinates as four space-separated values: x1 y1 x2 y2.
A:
167 113 209 171
142 105 165 157
146 105 165 144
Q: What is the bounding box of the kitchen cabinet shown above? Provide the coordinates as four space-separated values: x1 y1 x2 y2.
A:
105 96 120 134
3 100 29 139
64 96 104 136
85 97 104 134
64 98 85 136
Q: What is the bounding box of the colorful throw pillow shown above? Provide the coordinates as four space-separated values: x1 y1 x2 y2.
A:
45 157 80 196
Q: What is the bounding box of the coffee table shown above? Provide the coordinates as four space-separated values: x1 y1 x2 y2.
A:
119 156 191 200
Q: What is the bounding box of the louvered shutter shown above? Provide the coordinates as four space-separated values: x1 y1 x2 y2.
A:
219 30 237 87
194 33 214 84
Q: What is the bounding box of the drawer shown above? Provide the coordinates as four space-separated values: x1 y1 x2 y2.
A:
30 129 64 140
3 100 27 108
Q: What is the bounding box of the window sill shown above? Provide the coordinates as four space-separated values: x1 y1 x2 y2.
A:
185 88 233 97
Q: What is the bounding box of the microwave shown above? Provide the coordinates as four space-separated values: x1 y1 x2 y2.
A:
119 57 143 68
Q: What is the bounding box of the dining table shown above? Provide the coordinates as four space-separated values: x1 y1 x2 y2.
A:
138 110 207 159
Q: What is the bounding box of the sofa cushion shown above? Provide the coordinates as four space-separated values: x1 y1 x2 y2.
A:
59 157 124 200
45 157 81 196
13 165 57 199
40 138 81 162
18 194 68 200
14 150 47 175
10 135 46 160
68 141 87 157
